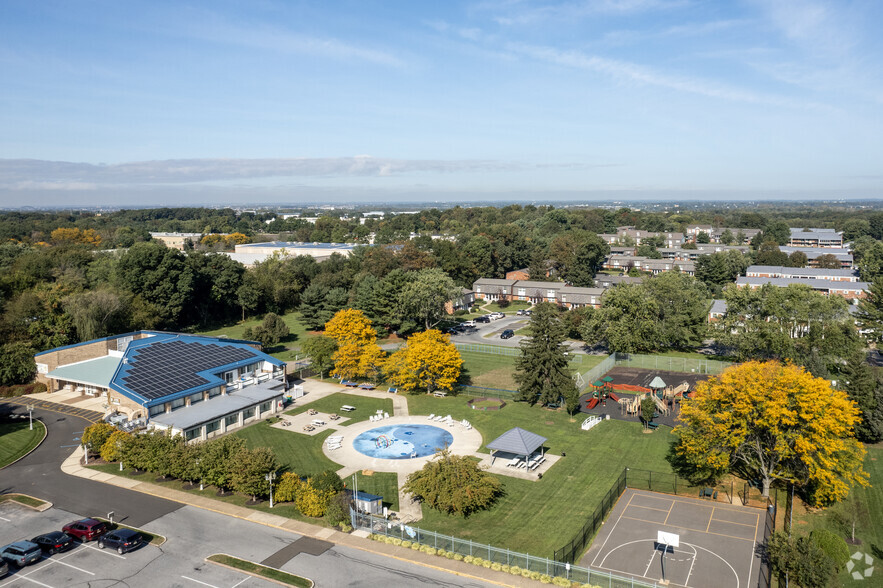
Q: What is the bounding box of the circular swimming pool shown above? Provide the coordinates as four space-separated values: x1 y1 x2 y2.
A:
353 424 454 459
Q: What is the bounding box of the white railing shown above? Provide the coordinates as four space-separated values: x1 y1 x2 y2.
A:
581 415 603 431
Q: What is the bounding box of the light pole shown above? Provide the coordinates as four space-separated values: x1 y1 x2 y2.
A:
28 406 33 431
266 471 276 508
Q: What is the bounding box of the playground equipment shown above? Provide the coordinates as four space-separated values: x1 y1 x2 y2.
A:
581 415 603 431
375 435 393 449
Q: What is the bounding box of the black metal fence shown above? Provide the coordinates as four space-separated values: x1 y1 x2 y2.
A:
625 468 737 504
757 492 777 588
553 468 628 563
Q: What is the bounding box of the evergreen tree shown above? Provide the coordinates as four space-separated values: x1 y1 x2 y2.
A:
855 277 883 343
514 302 577 406
299 283 329 330
842 354 883 443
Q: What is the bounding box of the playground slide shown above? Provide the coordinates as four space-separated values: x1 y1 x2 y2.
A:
608 392 620 402
586 398 599 410
652 394 667 414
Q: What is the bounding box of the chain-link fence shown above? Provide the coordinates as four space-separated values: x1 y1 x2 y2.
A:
554 468 627 563
455 343 522 356
575 354 616 391
352 508 657 588
757 493 777 588
614 353 732 375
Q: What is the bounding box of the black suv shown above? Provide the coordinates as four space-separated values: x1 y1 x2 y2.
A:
500 329 515 339
475 316 491 323
97 529 143 554
31 532 74 555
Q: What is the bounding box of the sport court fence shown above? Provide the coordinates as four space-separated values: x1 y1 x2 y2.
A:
455 342 521 356
614 353 732 375
554 467 777 570
352 506 658 588
554 468 627 563
757 495 777 588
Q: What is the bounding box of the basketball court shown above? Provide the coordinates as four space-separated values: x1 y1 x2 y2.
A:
581 488 763 588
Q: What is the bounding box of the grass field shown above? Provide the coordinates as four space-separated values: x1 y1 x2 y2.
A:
788 444 883 587
351 471 400 511
285 393 394 425
459 351 518 390
404 394 674 556
232 421 340 476
0 420 45 468
198 312 313 361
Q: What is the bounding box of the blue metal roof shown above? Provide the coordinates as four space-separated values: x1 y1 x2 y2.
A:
108 333 284 407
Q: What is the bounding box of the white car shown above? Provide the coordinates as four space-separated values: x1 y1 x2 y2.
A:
463 320 476 327
489 312 505 320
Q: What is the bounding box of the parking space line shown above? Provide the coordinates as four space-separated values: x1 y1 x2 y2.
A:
181 576 220 588
231 578 249 588
0 515 10 522
1 574 54 588
81 543 126 559
46 558 95 575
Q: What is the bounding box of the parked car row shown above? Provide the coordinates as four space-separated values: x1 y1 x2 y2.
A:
1 518 144 575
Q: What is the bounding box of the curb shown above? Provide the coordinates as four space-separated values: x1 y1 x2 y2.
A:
63 449 524 587
0 416 48 471
0 493 53 512
207 554 314 587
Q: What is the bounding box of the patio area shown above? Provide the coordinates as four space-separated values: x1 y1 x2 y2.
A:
272 410 350 435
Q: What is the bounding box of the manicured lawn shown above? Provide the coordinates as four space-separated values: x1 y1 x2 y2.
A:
459 351 518 390
351 471 400 511
89 462 331 528
198 312 314 361
0 420 45 468
232 421 340 476
404 394 675 556
790 444 883 587
285 393 394 425
207 554 313 587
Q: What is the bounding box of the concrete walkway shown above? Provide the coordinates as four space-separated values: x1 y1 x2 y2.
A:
61 448 538 587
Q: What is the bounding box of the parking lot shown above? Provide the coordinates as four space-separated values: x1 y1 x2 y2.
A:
0 501 496 588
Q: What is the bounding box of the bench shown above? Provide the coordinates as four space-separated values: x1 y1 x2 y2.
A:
647 422 659 430
341 405 356 412
699 487 718 500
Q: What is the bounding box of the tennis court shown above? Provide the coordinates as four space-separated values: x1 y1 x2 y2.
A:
581 488 764 588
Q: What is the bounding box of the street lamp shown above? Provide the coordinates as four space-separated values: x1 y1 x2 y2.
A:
28 406 33 431
265 471 276 508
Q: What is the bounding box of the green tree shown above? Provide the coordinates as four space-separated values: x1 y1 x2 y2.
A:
244 312 290 347
696 231 710 244
399 268 461 329
855 277 883 342
299 283 330 331
754 241 789 266
695 250 749 292
767 532 838 588
814 254 841 269
81 422 116 458
763 221 792 246
100 430 133 463
854 238 883 281
581 284 663 353
301 335 337 379
273 471 302 503
643 271 708 349
62 288 131 341
201 435 246 493
231 447 279 501
514 302 577 406
403 449 503 516
719 229 735 245
841 354 883 443
640 397 656 428
114 241 194 328
0 342 36 386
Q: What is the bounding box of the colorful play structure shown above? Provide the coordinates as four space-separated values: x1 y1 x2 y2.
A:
374 435 393 449
586 374 692 421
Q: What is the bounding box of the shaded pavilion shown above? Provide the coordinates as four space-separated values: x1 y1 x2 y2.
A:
486 427 547 465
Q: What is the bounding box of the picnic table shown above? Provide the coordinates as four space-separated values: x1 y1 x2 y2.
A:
358 383 376 390
433 391 448 398
342 381 359 387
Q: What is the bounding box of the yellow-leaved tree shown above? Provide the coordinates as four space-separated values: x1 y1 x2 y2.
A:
673 360 868 505
324 309 381 381
385 329 462 394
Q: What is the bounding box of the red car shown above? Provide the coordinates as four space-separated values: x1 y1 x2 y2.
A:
62 519 108 542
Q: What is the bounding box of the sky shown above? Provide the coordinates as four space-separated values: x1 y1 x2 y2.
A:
1 0 882 207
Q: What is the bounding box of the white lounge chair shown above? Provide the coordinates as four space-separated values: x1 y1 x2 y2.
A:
427 414 435 420
383 412 390 419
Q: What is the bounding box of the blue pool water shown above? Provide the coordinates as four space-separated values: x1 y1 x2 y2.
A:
353 424 454 459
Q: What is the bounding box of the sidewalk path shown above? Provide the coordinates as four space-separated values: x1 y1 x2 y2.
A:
61 448 537 587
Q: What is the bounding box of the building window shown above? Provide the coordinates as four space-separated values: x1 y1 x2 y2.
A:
259 401 271 414
170 397 185 411
205 420 220 434
208 387 221 398
185 428 201 441
546 290 556 298
242 407 256 420
189 392 204 405
224 414 239 428
148 404 165 417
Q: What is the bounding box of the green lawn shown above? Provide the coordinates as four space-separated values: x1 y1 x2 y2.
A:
790 444 883 587
0 420 45 468
198 312 313 361
459 351 518 390
232 421 340 476
285 393 394 425
404 394 675 556
351 471 400 511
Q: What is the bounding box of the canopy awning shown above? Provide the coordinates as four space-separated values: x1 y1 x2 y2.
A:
649 376 667 389
486 427 547 457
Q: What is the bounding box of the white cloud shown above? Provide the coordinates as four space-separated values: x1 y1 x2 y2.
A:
0 157 608 187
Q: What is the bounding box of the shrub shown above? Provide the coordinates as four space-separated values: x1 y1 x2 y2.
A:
491 562 502 571
809 529 850 570
530 571 542 580
552 577 571 587
391 538 402 546
497 299 510 308
425 548 437 556
401 540 412 548
273 472 301 503
340 523 352 533
540 574 552 584
482 560 492 568
501 565 510 573
464 556 474 564
510 566 522 576
100 430 132 462
521 569 532 578
453 553 463 561
411 542 421 551
445 551 454 559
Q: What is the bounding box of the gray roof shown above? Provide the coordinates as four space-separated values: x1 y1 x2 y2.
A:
709 299 728 315
513 280 565 289
486 427 547 456
473 278 517 286
746 265 859 279
595 275 643 287
736 276 869 291
150 379 285 431
790 228 838 234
